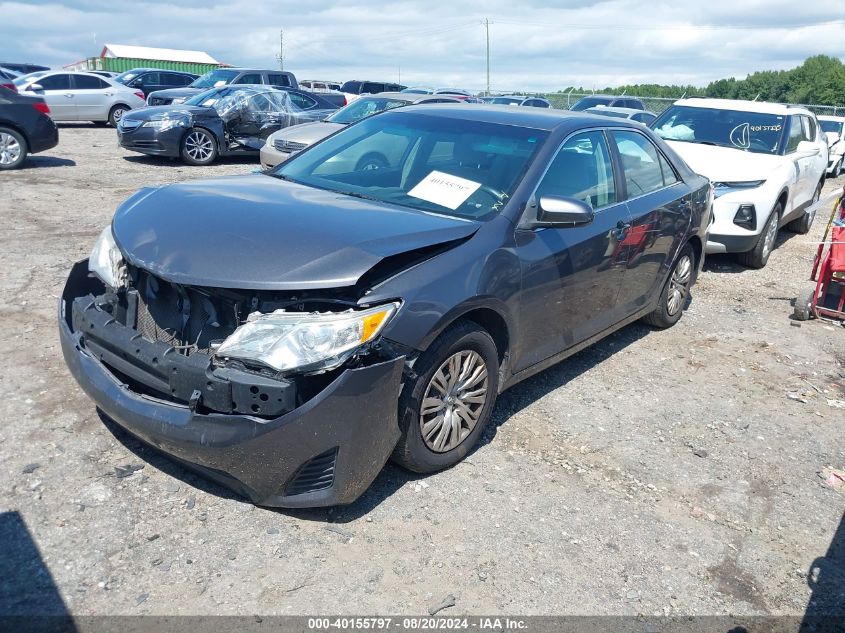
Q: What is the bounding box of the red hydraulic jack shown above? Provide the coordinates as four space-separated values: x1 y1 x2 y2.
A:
794 184 845 322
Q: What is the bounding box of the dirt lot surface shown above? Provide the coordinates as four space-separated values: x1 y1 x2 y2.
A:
1 124 844 617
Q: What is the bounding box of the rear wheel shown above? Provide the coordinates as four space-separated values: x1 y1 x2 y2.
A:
180 128 218 166
108 104 129 127
0 127 27 170
737 203 780 269
787 181 821 234
355 152 388 171
642 244 694 328
391 321 499 473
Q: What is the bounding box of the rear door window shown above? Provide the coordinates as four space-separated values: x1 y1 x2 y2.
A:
288 92 317 110
268 73 291 87
73 75 109 89
362 82 384 94
611 130 669 197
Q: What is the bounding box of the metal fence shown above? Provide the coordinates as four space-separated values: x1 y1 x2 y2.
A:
497 91 844 117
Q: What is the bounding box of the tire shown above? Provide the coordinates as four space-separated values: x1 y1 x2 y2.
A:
793 286 816 321
0 126 28 170
787 181 821 234
391 321 499 473
737 203 780 269
354 152 389 171
642 244 695 329
180 128 218 166
92 121 108 127
108 104 129 127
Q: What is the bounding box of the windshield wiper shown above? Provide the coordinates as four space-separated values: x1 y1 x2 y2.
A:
337 190 382 202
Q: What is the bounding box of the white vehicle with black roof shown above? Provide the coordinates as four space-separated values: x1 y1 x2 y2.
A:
652 98 828 268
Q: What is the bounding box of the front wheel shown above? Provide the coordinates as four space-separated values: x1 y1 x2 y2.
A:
108 105 129 127
180 128 218 166
391 321 499 473
642 244 695 328
787 181 821 234
737 203 780 269
0 127 28 170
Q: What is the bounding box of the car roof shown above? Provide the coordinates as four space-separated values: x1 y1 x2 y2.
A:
395 103 644 131
585 106 654 116
373 91 461 103
673 97 811 116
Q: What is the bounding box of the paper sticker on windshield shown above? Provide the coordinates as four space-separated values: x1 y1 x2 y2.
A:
408 171 482 210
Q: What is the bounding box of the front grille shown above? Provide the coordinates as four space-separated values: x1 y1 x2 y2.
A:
273 139 307 153
134 271 236 356
118 119 142 132
284 449 338 496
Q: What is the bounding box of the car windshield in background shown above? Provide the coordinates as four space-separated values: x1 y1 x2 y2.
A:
820 120 843 135
191 69 239 89
585 108 629 119
652 105 786 154
114 71 139 83
490 97 523 105
13 71 48 87
183 86 294 114
273 111 547 221
570 97 611 111
327 97 408 124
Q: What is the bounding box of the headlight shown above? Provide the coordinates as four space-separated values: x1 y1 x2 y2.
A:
141 117 187 132
88 226 125 288
171 97 187 104
215 302 401 374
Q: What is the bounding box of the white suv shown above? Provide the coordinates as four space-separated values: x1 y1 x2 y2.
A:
653 98 828 268
819 115 845 177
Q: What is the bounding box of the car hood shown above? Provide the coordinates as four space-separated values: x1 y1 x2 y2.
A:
147 87 203 100
121 105 213 121
664 140 785 182
268 120 345 144
112 174 479 291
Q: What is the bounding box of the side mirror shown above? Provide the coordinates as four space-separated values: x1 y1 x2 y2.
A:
29 83 44 92
536 196 594 226
797 140 820 156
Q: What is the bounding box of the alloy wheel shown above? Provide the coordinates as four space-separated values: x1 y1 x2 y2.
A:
185 131 213 162
761 214 778 259
112 108 126 123
419 350 489 453
667 254 692 316
0 132 22 166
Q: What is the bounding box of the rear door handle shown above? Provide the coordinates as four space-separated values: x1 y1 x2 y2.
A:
64 93 74 98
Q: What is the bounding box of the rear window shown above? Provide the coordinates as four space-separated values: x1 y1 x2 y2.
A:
268 73 292 87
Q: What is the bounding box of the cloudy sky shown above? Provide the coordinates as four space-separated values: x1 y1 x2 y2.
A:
2 0 844 92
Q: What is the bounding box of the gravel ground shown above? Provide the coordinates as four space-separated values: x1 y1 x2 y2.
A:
1 124 844 617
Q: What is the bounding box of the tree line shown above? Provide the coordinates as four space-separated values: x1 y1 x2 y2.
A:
556 55 845 106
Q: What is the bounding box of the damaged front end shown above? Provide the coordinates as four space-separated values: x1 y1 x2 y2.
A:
59 258 408 507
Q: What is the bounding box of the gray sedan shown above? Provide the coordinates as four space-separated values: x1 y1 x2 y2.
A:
260 92 461 169
584 106 657 126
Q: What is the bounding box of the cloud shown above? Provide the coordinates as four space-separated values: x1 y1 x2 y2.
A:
1 0 844 91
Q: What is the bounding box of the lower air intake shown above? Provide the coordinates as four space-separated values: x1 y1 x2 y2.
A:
284 448 338 496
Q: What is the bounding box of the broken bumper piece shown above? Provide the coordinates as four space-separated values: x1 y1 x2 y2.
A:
59 260 405 508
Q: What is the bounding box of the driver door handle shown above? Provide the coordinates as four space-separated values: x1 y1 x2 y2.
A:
64 93 74 98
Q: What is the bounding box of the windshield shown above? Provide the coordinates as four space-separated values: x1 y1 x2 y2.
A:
571 97 612 111
273 111 548 221
327 97 408 124
13 71 47 87
820 120 844 136
586 108 629 119
191 69 239 89
491 97 523 105
652 105 786 154
115 70 139 83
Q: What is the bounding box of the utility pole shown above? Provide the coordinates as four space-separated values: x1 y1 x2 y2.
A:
483 18 491 96
276 29 285 71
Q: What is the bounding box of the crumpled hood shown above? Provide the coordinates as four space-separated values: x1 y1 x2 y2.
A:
112 174 479 291
121 105 211 121
665 140 785 182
